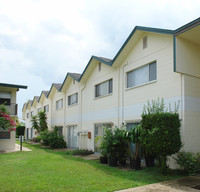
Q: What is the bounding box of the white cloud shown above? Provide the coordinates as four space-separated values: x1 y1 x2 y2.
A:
0 0 200 120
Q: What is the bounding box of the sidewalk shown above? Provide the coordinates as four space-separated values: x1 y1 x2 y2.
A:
115 176 200 192
0 143 32 153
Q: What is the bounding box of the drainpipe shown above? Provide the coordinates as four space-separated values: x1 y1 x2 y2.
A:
117 67 120 127
63 91 66 139
122 62 128 125
80 83 86 130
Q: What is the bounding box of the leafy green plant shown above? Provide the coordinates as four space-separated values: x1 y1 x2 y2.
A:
31 115 39 132
40 127 66 148
174 151 200 174
16 125 25 137
128 125 142 160
31 111 48 134
38 111 48 132
32 136 42 143
68 149 94 156
140 98 182 174
0 104 16 132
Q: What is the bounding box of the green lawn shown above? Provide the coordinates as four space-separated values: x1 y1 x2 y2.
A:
0 143 184 192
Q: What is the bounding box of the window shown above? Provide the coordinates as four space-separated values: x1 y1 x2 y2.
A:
94 123 112 152
68 93 78 106
0 130 10 139
37 108 41 113
95 79 112 98
27 113 29 118
30 111 34 117
0 91 11 105
98 62 101 71
127 62 156 88
126 122 140 131
143 36 147 49
44 105 49 112
58 126 63 137
56 99 63 110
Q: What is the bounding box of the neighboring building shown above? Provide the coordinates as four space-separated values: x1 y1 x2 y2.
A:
22 18 200 167
0 83 27 151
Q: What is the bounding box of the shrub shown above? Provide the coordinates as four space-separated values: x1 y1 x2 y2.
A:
140 98 182 174
128 125 142 160
69 149 94 156
16 125 25 137
33 136 42 143
40 127 66 148
0 104 16 132
175 151 200 174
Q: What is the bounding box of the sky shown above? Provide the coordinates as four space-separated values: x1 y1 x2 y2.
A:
0 0 199 120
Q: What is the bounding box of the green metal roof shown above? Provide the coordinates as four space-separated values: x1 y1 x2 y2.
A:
0 83 27 89
174 17 200 35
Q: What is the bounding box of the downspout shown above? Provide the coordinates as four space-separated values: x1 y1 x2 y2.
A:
122 62 128 125
79 83 86 149
63 91 66 139
117 67 120 126
80 83 86 130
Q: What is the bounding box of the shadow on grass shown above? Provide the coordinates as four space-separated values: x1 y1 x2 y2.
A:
22 142 185 184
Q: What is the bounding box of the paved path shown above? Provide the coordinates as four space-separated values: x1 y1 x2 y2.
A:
115 176 200 192
0 144 32 153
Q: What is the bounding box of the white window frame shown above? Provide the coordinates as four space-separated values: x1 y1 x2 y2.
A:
68 93 78 106
30 111 34 117
44 105 49 113
126 61 156 89
95 79 113 98
56 99 63 110
37 108 41 113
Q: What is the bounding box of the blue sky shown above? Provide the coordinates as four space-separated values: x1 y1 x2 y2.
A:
0 0 199 120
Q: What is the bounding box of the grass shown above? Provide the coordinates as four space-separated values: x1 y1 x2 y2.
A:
0 142 184 192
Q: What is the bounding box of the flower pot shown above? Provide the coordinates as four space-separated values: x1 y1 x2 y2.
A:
100 156 108 164
108 156 117 167
118 158 126 165
130 157 141 170
145 154 155 167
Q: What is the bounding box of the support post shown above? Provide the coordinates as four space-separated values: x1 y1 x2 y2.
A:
20 136 22 151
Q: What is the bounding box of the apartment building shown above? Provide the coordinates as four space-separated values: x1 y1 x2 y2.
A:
23 18 200 158
0 83 27 150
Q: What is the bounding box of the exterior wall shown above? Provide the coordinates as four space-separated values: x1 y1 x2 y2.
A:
64 79 80 144
176 37 200 78
35 102 42 114
42 97 52 130
81 61 119 150
121 33 182 125
29 105 37 138
182 74 200 153
0 131 15 151
0 87 17 116
51 90 65 127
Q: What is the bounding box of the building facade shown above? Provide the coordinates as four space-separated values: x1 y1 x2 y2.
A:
23 18 200 160
0 83 27 151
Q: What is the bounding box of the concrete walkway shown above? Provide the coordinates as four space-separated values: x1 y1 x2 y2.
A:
115 176 200 192
0 143 32 153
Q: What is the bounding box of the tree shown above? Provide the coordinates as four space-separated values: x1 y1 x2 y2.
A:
38 111 48 132
31 115 39 132
31 111 48 134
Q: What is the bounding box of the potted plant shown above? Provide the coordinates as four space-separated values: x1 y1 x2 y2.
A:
99 136 108 164
103 128 118 167
115 128 129 165
128 125 141 170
